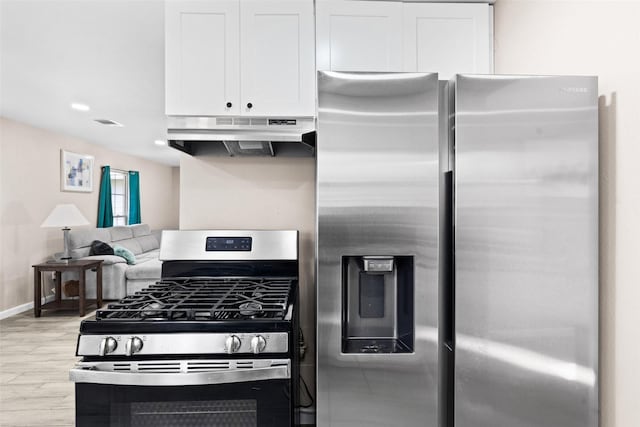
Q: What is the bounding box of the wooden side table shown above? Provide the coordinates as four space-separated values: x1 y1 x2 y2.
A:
33 259 103 317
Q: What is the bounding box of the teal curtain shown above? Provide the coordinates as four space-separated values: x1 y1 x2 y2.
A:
129 171 141 225
97 166 113 227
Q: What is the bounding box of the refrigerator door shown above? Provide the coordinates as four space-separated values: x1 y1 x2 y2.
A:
453 75 598 427
317 71 440 427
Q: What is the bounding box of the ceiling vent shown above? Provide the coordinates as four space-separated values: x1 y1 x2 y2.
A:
94 119 123 127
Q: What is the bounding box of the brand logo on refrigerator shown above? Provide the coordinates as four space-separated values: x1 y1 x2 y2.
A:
560 87 589 94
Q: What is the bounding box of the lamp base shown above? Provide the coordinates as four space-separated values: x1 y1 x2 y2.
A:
62 227 72 261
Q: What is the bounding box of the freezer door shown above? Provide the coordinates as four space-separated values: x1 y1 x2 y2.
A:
453 74 598 427
317 71 440 427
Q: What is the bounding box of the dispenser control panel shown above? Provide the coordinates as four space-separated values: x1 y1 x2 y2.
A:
363 258 393 272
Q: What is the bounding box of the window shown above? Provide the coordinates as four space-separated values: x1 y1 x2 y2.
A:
110 169 128 226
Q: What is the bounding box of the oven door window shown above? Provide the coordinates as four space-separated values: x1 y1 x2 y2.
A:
75 380 291 427
127 400 256 426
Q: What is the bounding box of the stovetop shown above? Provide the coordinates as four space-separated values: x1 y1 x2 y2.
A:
96 277 294 322
80 277 297 334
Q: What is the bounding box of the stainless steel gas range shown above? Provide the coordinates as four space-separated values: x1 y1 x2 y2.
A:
70 230 300 427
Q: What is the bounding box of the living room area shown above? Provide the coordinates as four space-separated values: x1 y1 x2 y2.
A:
0 118 180 319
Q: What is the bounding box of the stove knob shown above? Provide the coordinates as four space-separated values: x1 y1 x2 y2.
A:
250 335 267 354
125 336 144 356
225 335 241 354
99 337 117 355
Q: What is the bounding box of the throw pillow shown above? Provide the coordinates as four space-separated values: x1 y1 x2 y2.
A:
90 240 114 256
113 245 136 265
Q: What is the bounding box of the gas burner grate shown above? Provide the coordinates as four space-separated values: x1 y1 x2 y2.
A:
96 277 294 321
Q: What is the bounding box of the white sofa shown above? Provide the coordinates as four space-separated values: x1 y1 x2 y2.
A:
61 223 163 300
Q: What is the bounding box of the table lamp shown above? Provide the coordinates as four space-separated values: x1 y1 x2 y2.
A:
41 204 90 261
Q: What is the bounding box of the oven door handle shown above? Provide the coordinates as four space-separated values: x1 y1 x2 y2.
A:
69 365 290 386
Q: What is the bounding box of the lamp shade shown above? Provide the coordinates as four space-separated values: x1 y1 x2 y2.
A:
41 204 90 228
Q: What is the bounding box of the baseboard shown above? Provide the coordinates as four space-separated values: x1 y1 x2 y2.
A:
0 295 56 320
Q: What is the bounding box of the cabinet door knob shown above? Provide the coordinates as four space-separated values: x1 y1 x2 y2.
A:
246 102 253 109
226 102 232 108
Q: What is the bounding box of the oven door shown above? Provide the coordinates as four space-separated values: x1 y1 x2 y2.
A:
70 359 292 427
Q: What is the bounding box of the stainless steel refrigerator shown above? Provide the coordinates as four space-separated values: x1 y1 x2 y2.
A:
449 74 598 427
316 71 598 427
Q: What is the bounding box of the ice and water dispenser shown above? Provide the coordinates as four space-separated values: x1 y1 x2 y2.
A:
341 256 414 354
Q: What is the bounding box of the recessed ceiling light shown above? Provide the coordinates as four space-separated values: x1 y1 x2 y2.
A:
71 103 90 111
94 119 123 127
154 140 167 146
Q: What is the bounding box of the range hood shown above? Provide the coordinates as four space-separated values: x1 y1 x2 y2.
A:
167 116 316 157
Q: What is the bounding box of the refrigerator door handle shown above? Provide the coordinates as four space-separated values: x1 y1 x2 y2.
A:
443 170 455 348
441 170 455 427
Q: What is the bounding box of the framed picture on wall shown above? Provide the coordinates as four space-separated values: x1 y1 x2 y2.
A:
61 150 94 192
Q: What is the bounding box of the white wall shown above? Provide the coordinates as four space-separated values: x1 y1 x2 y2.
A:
494 2 640 426
179 153 317 394
0 117 180 313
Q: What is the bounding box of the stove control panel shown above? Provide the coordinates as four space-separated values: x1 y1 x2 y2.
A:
206 237 252 251
77 332 288 357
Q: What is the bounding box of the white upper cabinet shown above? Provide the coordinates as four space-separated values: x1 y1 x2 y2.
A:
165 1 240 116
403 3 492 78
240 1 315 116
166 0 315 117
316 1 493 78
316 1 403 72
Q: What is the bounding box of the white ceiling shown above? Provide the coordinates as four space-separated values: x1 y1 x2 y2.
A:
0 0 180 166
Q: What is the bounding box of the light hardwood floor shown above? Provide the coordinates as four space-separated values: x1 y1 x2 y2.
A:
0 309 92 426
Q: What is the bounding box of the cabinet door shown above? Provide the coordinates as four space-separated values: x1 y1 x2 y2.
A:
403 3 492 79
240 0 315 116
316 1 403 72
165 1 240 116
